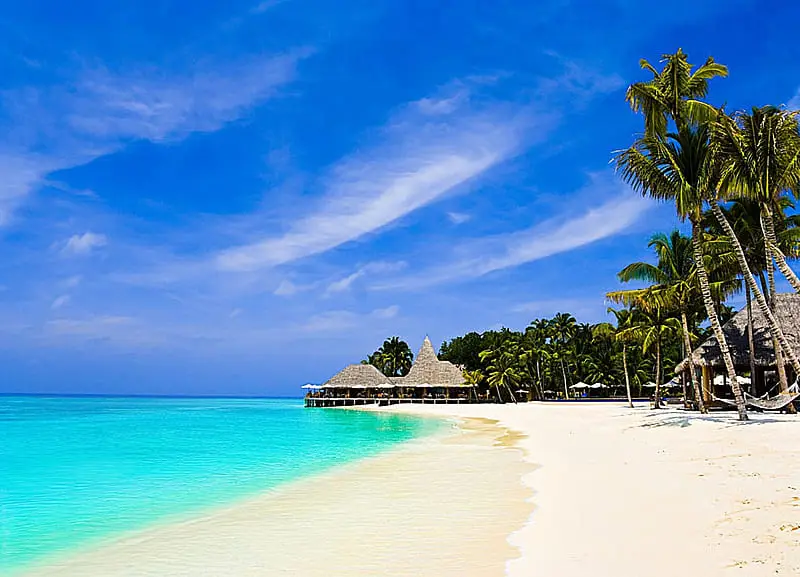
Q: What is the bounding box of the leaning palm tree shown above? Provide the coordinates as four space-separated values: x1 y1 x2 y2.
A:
714 106 800 293
615 126 748 419
607 231 712 413
626 48 728 137
550 313 577 399
608 307 635 408
711 110 800 380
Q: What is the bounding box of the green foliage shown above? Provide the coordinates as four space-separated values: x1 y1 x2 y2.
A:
364 337 414 377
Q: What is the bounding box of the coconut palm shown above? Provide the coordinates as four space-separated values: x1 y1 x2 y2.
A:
714 106 800 293
626 48 727 137
618 304 681 409
479 347 520 404
615 126 748 419
372 337 413 377
608 307 636 408
607 231 722 413
550 313 577 399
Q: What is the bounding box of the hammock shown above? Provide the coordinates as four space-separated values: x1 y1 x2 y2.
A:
714 383 799 411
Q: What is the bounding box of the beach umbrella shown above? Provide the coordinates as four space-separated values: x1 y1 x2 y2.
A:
569 382 589 389
590 382 607 389
301 384 321 390
543 390 556 394
642 381 657 388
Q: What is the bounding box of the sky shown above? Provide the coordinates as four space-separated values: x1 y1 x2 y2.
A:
2 0 799 396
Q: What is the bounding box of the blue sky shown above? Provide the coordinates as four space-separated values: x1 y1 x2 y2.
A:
2 0 799 396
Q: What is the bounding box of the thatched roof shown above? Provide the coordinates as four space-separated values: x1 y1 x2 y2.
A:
321 336 467 389
401 336 466 386
323 363 389 388
676 293 800 371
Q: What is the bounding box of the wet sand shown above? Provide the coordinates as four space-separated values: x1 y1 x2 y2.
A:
23 417 532 577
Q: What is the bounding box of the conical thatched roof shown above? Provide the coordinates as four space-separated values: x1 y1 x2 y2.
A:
323 363 389 388
402 336 465 386
676 293 800 371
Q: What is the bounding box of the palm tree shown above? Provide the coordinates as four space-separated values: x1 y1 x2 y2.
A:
615 126 748 419
369 337 413 377
550 313 577 399
479 347 520 404
626 48 727 137
608 307 635 408
618 304 681 409
462 369 485 401
607 231 714 413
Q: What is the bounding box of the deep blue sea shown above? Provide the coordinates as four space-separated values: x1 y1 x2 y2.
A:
0 396 440 574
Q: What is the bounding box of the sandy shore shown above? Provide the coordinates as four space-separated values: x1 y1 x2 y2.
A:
21 402 800 576
376 402 800 577
22 416 532 577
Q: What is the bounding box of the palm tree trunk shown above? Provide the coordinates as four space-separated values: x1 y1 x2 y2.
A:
560 357 569 399
762 206 800 293
746 283 757 395
653 338 662 409
622 343 633 408
691 215 748 420
681 309 707 413
710 199 800 369
761 209 796 412
495 384 503 404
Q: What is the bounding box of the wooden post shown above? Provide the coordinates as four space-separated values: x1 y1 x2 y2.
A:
702 365 711 405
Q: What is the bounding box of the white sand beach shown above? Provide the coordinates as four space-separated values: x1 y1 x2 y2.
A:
24 402 800 577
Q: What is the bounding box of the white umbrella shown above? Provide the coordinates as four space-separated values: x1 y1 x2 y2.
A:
642 381 657 388
301 384 321 390
713 374 751 386
569 382 589 390
543 390 556 394
590 382 607 389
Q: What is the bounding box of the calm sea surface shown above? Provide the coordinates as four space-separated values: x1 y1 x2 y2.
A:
0 396 440 574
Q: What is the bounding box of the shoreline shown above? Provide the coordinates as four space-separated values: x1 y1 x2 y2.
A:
21 414 533 577
368 402 800 577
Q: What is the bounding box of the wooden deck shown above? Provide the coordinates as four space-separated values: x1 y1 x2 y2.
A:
304 397 475 408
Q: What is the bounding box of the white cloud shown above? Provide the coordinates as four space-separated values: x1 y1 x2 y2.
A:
51 295 71 310
789 88 800 110
372 304 399 319
377 177 651 289
215 88 531 272
62 275 83 289
447 211 471 225
62 232 107 256
0 51 308 225
274 279 300 296
326 261 407 294
299 305 400 333
229 308 243 318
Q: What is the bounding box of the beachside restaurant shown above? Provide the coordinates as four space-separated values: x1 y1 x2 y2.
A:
676 293 800 409
304 337 479 407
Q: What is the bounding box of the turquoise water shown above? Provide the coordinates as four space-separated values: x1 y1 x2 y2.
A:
0 396 440 574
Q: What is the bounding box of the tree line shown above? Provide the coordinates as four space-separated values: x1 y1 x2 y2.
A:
363 49 800 421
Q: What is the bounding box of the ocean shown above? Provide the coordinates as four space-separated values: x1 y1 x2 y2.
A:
0 396 441 574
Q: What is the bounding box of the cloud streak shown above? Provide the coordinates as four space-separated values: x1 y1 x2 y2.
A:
0 51 308 225
377 178 651 289
215 84 533 271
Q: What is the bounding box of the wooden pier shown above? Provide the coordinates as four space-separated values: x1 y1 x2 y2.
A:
304 397 475 408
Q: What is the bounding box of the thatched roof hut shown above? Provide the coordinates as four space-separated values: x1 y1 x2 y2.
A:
323 363 389 388
676 293 800 372
401 336 466 386
320 336 466 389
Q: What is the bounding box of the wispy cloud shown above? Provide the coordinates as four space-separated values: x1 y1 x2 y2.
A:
214 81 535 272
378 176 651 289
51 295 71 310
0 51 308 226
300 305 400 333
62 232 107 256
447 211 471 225
326 261 406 294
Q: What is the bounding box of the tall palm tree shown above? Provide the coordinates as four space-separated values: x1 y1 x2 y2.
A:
608 307 636 408
550 313 577 399
615 127 748 419
626 48 727 137
618 304 681 409
714 106 800 293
